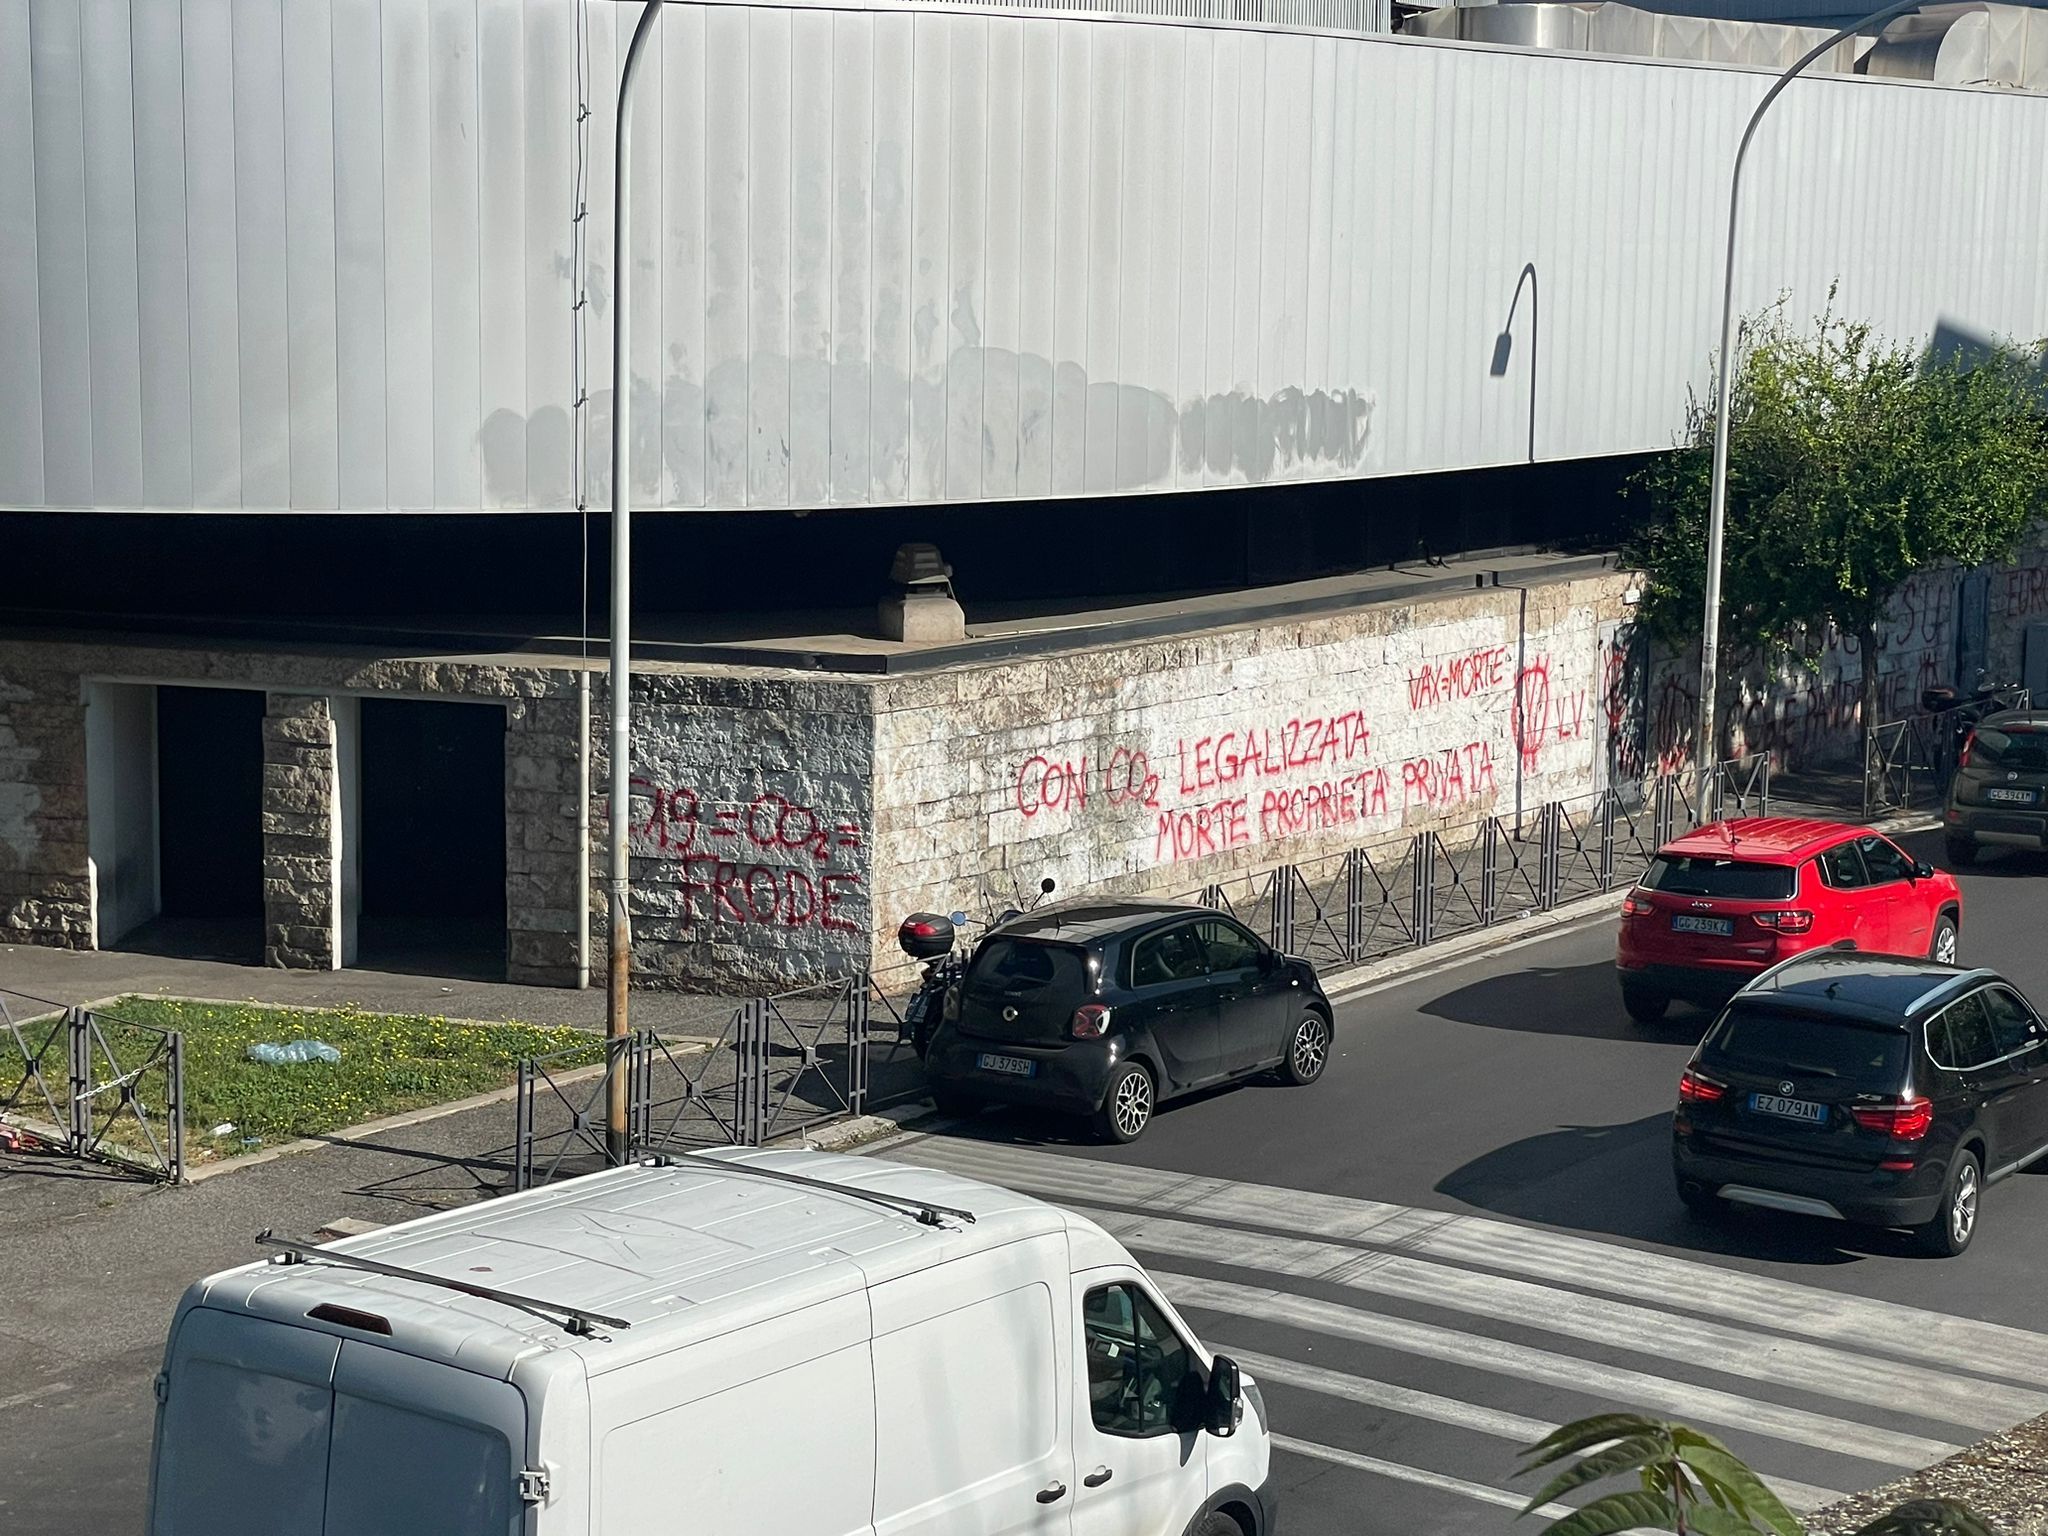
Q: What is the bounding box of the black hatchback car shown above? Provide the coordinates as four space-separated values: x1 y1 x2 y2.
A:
922 900 1334 1142
1945 710 2048 864
1672 951 2048 1255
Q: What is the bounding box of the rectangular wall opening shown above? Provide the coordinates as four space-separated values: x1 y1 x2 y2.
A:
85 682 159 948
356 698 506 980
114 685 266 963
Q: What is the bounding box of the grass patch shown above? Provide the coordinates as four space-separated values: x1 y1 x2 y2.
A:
99 998 592 1163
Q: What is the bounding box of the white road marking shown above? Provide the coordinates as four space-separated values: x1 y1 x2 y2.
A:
888 1138 2048 1385
1160 1272 1961 1468
1272 1432 1574 1519
1230 1348 1845 1514
1078 1205 2042 1432
0 1382 71 1413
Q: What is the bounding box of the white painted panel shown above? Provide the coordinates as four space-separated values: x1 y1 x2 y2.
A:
0 0 46 506
789 5 833 508
282 0 340 508
232 0 291 509
581 0 616 508
380 0 434 510
1013 20 1056 501
1115 24 1168 492
1303 38 1336 407
332 0 387 511
130 0 192 508
906 13 949 502
867 11 911 504
477 0 527 509
181 0 240 507
1082 23 1122 495
80 0 141 505
1047 21 1089 497
429 0 481 508
746 5 790 506
827 10 873 506
1201 32 1242 486
624 0 662 507
701 2 747 506
1173 26 1212 490
658 0 707 507
980 17 1022 505
943 18 988 504
523 0 575 512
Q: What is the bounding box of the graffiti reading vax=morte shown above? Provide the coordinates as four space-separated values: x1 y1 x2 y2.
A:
622 780 866 933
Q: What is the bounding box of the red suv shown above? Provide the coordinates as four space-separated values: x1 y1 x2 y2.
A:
1616 818 1962 1023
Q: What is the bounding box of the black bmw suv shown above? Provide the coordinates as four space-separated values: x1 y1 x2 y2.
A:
1672 951 2048 1255
922 900 1334 1143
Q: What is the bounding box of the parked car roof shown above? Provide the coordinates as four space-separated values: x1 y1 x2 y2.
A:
993 899 1207 945
1660 816 1857 862
1742 950 1998 1019
1974 709 2048 732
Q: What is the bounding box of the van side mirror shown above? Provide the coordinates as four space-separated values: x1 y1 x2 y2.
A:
1203 1355 1243 1437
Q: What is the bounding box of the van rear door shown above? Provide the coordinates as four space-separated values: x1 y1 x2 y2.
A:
151 1308 529 1536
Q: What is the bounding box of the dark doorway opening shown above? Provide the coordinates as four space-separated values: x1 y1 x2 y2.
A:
357 699 507 980
120 685 266 963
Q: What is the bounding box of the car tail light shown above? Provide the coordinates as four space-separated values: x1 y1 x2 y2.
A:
1621 892 1653 917
1960 731 1976 769
1850 1097 1934 1141
1071 1003 1112 1040
1678 1068 1727 1104
1751 910 1814 934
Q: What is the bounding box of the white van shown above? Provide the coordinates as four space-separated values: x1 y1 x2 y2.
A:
146 1147 1273 1536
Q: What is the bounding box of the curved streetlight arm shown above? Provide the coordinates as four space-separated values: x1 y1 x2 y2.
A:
1694 0 1921 797
607 0 664 1159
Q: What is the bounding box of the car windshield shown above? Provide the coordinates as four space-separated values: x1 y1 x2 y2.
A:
1701 1004 1908 1092
1642 854 1796 901
966 938 1090 997
1972 726 2048 772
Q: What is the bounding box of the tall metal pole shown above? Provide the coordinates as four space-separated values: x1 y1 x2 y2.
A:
1696 0 1921 805
607 0 664 1161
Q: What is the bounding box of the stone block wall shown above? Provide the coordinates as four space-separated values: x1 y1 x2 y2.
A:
0 661 89 947
261 694 341 969
865 568 1637 972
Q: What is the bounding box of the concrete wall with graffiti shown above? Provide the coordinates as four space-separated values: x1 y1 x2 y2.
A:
1633 545 2048 778
865 568 1639 969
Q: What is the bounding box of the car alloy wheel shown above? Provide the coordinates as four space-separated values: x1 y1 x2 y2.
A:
1112 1071 1152 1139
1290 1016 1329 1083
1951 1160 1979 1248
1934 922 1959 966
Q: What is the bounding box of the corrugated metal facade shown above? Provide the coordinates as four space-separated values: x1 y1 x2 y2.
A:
2 0 2045 513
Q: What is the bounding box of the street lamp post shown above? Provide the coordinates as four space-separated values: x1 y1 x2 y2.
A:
1490 262 1539 465
1695 0 1921 807
606 0 665 1162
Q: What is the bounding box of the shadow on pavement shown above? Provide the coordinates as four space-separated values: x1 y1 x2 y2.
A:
1435 1110 1935 1265
1420 959 1721 1042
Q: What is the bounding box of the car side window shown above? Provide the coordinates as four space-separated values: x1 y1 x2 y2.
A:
1926 1015 1956 1071
1197 919 1263 974
1982 987 2043 1059
1082 1283 1197 1438
1129 925 1208 988
1940 993 1998 1070
1817 842 1869 889
1857 836 1915 886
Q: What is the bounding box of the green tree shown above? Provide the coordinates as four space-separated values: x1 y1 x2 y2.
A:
1517 1412 1998 1536
1626 299 2048 757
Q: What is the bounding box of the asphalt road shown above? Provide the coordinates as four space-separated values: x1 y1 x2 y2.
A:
881 826 2048 1535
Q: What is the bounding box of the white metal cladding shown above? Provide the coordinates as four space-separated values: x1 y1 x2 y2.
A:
4 0 2048 515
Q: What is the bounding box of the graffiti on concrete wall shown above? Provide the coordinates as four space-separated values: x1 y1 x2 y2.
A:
626 778 865 934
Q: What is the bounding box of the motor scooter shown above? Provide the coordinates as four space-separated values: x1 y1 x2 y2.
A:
895 877 1056 1057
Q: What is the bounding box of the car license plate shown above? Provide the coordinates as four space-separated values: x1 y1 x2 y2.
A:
1986 787 2038 805
905 991 930 1025
977 1052 1036 1078
1672 914 1734 936
1749 1093 1827 1124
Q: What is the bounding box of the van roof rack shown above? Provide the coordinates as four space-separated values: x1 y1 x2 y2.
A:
644 1152 976 1228
255 1230 633 1339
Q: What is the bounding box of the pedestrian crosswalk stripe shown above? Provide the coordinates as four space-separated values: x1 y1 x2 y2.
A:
1272 1433 1576 1520
1157 1271 1962 1469
888 1138 2048 1386
1228 1348 1845 1514
1074 1204 2042 1433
